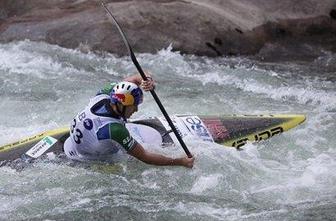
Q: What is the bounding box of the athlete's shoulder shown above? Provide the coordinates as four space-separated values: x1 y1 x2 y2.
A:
109 122 128 136
97 122 136 151
109 123 136 151
96 82 117 96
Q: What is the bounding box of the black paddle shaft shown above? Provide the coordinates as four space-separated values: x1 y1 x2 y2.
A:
102 2 192 158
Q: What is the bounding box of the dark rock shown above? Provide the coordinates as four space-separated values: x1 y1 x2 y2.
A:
235 28 243 34
252 16 336 61
0 0 335 61
206 42 222 56
214 38 223 46
256 42 322 62
330 9 336 19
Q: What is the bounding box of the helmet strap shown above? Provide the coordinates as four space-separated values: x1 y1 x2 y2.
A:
116 103 127 119
121 105 126 119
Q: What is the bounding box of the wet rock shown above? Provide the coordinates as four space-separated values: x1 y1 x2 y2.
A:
0 0 335 61
330 9 336 19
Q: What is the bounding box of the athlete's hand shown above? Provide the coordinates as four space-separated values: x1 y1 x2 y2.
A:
180 156 195 168
141 75 155 91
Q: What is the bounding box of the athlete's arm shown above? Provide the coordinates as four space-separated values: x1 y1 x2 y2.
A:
123 73 150 86
128 143 194 168
106 123 194 168
96 73 154 96
123 73 155 91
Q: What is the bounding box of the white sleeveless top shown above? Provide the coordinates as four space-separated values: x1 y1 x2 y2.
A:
64 94 126 161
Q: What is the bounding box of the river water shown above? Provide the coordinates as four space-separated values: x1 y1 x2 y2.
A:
0 40 335 221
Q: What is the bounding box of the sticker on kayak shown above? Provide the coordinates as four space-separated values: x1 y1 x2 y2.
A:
158 115 214 143
25 136 58 158
179 116 214 142
158 116 190 143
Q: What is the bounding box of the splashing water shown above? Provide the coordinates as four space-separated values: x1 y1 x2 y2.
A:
0 40 335 221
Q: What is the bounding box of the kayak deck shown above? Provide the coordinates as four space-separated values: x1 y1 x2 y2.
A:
0 114 306 162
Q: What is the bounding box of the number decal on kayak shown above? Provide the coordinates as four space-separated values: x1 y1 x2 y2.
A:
184 116 213 142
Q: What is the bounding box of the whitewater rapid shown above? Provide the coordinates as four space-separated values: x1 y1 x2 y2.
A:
0 40 335 221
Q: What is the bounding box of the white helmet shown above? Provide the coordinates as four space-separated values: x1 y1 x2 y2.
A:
110 81 143 106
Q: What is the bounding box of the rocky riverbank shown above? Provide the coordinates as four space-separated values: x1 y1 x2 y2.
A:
1 0 336 62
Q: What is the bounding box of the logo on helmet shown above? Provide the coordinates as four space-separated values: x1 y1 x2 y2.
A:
111 93 135 106
112 94 126 102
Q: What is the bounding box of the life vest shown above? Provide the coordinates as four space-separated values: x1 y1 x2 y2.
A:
64 94 126 161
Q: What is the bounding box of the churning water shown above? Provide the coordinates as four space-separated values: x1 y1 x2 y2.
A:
0 40 335 221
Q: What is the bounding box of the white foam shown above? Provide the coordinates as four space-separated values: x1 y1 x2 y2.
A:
0 122 60 146
0 40 335 220
0 41 65 78
0 40 124 80
188 70 336 112
189 173 223 194
296 153 336 187
173 201 242 220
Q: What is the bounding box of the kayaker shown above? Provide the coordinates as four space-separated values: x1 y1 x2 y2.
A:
63 73 194 168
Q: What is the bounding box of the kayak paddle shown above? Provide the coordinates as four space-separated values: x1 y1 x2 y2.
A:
101 1 192 158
